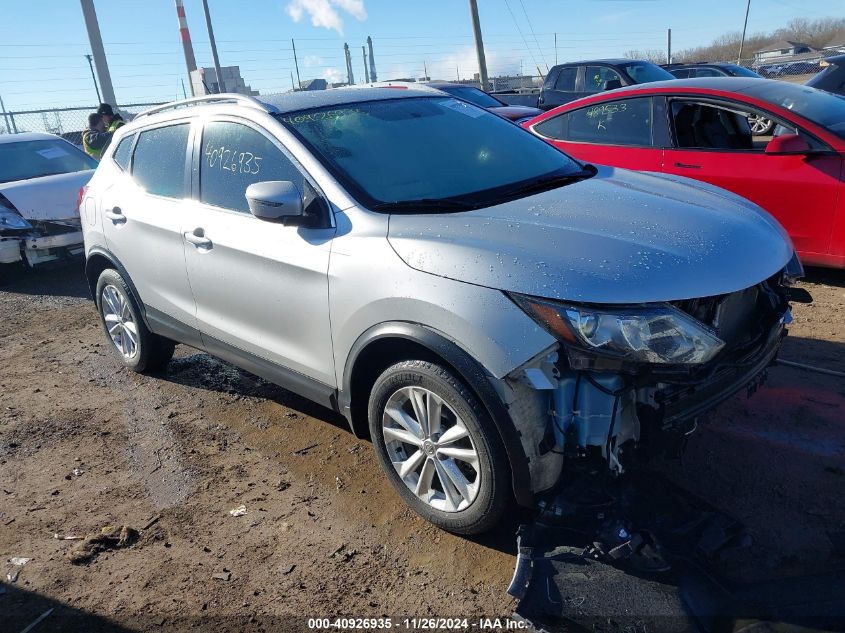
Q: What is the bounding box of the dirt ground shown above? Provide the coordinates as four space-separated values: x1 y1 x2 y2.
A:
1 264 844 632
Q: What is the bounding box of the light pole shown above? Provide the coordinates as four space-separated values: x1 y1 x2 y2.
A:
468 0 489 91
737 0 752 65
201 0 225 93
84 54 102 103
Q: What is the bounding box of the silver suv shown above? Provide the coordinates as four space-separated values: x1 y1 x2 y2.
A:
81 90 802 534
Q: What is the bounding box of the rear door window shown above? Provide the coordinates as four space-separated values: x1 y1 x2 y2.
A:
564 97 653 146
199 120 306 213
554 67 578 91
131 124 190 198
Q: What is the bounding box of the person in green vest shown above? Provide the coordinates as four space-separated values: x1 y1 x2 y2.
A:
97 103 125 133
81 113 113 160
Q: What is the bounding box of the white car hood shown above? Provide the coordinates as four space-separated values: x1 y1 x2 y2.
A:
0 170 93 221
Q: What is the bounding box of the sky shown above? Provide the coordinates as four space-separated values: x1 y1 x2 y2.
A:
0 0 843 111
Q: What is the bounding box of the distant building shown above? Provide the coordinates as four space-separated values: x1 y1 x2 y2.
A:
190 66 258 96
753 40 821 64
300 78 328 91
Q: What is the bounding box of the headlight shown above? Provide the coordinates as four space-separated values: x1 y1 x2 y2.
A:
0 209 32 230
511 294 725 367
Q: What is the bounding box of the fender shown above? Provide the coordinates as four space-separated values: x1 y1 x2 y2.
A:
85 247 148 322
341 321 534 507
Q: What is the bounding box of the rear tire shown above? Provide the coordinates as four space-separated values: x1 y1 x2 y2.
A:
95 269 175 373
368 359 510 534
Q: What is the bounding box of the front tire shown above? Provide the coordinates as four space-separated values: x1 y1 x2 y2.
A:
95 269 175 373
368 360 510 534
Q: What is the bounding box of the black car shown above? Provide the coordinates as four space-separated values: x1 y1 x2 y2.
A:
662 62 763 79
538 59 674 110
806 54 845 97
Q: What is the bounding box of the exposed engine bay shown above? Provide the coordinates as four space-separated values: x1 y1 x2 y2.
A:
502 265 810 492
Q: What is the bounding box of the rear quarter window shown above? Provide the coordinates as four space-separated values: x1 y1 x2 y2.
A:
111 134 134 171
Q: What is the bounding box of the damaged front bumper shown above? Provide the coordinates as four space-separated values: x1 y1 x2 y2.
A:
500 268 802 498
0 219 84 267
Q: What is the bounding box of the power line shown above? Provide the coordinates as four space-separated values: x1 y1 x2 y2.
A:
518 0 548 71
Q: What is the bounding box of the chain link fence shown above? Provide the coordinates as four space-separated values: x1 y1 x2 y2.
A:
0 51 835 134
0 102 165 147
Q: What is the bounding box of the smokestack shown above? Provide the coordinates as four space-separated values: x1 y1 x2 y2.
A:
174 0 198 96
362 46 370 83
367 36 377 82
344 43 355 85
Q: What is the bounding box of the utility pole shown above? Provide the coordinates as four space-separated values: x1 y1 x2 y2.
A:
737 0 751 65
344 43 355 85
79 0 116 106
292 39 302 90
180 78 188 99
84 54 102 102
554 33 558 66
174 0 198 96
201 0 225 93
467 0 489 91
667 28 672 64
367 36 377 82
424 60 428 81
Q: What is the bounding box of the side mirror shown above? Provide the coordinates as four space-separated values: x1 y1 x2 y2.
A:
764 134 811 155
246 181 304 223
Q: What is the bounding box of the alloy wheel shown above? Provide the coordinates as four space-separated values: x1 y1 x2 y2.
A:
382 386 481 512
101 284 139 359
748 114 773 135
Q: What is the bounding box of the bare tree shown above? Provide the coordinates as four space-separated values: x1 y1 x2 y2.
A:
674 16 845 64
624 49 668 64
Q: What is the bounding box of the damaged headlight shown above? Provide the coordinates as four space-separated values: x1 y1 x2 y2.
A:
511 294 725 367
0 209 32 230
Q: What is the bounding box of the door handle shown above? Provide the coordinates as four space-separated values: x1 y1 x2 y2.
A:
184 228 212 249
674 162 701 169
104 207 126 224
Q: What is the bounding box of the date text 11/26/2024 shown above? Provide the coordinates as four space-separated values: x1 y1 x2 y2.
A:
307 618 531 630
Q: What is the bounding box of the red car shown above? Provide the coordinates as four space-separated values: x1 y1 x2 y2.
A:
522 77 845 268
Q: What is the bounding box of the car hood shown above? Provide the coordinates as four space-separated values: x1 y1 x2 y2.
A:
387 166 793 304
490 105 543 120
0 170 93 221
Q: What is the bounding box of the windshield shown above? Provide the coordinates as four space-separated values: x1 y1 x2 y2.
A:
279 97 583 210
435 86 503 108
744 82 845 140
723 64 761 78
0 139 97 184
619 61 674 84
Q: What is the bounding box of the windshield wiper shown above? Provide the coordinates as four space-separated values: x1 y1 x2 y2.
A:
371 198 478 212
500 165 598 198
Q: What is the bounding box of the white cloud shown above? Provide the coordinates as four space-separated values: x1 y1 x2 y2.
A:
285 0 367 35
322 67 346 84
303 55 323 68
381 46 521 82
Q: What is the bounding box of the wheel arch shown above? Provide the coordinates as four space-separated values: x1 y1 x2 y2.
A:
85 248 152 329
340 321 534 507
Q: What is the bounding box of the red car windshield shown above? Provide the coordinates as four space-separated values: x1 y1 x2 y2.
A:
745 82 845 140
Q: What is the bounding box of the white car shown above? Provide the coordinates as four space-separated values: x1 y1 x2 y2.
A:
0 132 96 280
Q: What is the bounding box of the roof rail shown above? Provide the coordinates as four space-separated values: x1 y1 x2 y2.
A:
134 94 272 120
